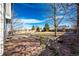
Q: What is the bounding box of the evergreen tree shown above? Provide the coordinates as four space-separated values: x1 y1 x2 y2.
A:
36 27 40 32
43 23 49 32
31 25 35 30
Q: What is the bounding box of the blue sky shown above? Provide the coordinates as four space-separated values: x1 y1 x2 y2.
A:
12 3 77 29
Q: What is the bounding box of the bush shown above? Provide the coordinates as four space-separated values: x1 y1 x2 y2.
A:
39 36 46 45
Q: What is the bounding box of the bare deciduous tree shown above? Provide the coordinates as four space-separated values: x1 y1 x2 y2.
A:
47 3 77 37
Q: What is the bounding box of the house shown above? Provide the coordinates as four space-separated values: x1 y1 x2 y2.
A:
0 3 11 55
0 3 4 55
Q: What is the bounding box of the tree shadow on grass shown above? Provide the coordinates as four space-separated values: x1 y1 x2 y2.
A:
39 32 79 56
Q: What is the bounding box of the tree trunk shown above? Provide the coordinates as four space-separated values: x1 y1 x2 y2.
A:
54 3 57 37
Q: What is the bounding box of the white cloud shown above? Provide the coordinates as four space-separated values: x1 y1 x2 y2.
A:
13 19 46 23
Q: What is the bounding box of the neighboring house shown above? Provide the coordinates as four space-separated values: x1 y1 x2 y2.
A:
49 25 69 32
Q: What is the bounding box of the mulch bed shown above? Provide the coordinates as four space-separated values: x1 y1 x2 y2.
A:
4 37 43 56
